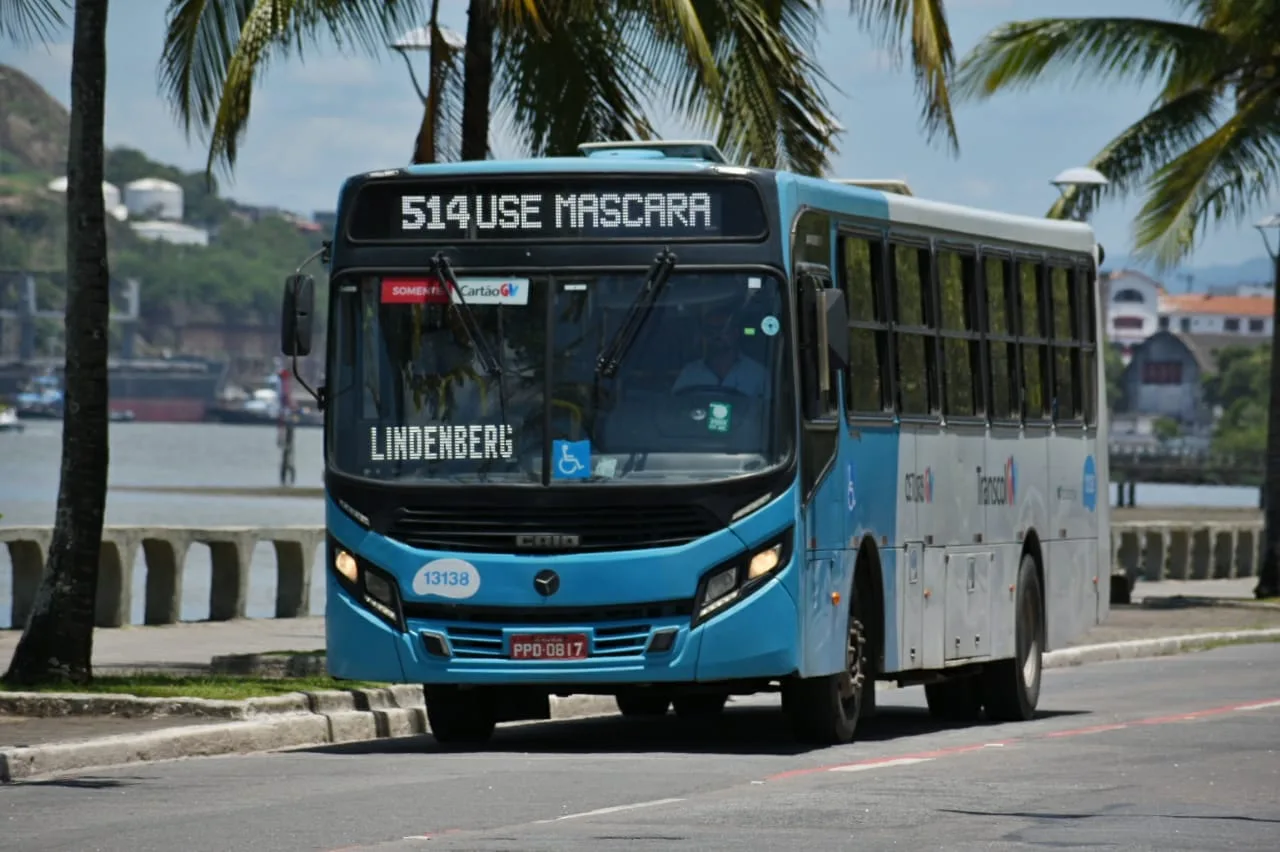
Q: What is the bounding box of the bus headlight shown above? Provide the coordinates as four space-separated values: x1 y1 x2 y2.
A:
330 541 406 632
693 527 794 627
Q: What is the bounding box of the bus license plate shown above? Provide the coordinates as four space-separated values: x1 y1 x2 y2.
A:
509 633 588 660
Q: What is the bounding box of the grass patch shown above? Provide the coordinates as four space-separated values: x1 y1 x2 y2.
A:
1195 634 1280 653
0 674 387 701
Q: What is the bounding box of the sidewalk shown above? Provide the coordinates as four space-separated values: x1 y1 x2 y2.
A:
0 617 325 675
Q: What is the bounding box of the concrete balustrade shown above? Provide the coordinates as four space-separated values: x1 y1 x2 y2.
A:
0 526 324 629
1 521 1269 628
1110 520 1267 585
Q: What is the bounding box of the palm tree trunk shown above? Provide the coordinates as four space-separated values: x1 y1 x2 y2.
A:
412 0 445 164
3 0 112 686
1256 249 1280 599
459 0 495 160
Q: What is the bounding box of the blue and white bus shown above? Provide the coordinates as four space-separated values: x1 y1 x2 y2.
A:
280 140 1110 745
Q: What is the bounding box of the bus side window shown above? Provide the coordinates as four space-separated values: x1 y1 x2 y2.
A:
890 242 936 416
1048 263 1080 423
983 256 1018 422
1016 260 1049 421
839 234 889 415
937 248 982 418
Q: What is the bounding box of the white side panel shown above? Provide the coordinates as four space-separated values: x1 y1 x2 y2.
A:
1046 539 1092 649
943 548 993 661
897 541 925 671
921 546 946 670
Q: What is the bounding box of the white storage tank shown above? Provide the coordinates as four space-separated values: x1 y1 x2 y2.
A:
123 177 184 221
46 176 125 213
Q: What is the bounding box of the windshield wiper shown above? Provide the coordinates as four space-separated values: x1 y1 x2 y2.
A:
595 249 677 378
431 252 502 377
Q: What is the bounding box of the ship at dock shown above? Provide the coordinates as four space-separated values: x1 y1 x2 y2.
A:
0 356 228 423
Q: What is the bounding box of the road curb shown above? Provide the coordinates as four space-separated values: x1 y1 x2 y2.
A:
1042 628 1280 668
0 693 620 783
4 628 1278 782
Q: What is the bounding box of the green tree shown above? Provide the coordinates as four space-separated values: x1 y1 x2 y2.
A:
951 0 1280 598
159 0 962 176
3 0 113 686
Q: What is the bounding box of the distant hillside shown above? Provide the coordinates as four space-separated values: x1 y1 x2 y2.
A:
1104 254 1275 291
0 65 69 174
0 62 328 358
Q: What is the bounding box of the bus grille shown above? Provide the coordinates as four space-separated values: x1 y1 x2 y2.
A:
386 503 721 553
407 601 695 660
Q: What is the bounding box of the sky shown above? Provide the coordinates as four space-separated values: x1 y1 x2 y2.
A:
7 0 1280 273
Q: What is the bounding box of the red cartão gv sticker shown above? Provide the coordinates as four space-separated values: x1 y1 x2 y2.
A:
381 277 449 304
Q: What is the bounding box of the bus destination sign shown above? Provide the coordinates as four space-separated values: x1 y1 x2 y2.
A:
345 178 767 242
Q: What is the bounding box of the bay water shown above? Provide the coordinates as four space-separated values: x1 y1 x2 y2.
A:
0 420 1262 628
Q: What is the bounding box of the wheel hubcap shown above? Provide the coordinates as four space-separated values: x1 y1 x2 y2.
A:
840 620 865 711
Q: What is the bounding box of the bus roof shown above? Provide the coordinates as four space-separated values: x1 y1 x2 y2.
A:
348 147 1096 256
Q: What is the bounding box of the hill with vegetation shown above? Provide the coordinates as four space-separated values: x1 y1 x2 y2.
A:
0 64 328 356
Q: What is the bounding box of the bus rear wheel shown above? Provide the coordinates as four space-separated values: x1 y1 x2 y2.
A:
424 685 497 745
783 615 867 745
616 691 671 717
981 553 1044 722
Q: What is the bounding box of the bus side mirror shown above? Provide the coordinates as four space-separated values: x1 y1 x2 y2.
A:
281 273 315 357
818 289 849 372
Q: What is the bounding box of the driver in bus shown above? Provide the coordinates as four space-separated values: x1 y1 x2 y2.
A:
672 302 767 397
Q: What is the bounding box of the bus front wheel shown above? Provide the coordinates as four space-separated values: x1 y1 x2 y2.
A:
783 615 868 745
424 685 497 745
981 553 1044 722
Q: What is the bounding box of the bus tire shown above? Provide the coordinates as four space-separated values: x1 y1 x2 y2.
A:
424 686 496 745
982 553 1044 722
672 693 728 718
783 615 867 745
924 676 983 721
615 691 670 717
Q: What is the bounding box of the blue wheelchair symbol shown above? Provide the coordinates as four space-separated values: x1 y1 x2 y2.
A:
552 439 591 480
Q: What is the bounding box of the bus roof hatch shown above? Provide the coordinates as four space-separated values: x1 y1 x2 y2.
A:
577 140 729 164
831 178 914 196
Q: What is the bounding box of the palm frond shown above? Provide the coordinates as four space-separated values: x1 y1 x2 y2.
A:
1046 86 1223 221
0 0 68 46
849 0 959 152
953 16 1226 102
495 3 657 157
638 0 838 174
1132 97 1280 270
159 0 425 177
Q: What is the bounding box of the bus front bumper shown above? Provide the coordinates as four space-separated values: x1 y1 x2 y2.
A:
325 576 800 687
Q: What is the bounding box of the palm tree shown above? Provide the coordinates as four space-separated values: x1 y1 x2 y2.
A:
952 0 1280 598
2 0 114 685
160 0 963 177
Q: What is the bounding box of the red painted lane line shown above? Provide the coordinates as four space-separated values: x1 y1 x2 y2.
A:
766 696 1280 782
1043 723 1129 738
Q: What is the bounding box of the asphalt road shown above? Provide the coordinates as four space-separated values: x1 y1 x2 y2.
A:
2 644 1278 852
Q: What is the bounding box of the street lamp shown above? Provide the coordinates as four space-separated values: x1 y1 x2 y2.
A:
389 24 465 104
1051 166 1110 223
1254 212 1280 599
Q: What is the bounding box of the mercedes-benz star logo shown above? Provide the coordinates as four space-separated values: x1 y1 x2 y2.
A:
533 569 560 597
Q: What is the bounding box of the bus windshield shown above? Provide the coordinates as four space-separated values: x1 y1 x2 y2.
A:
328 269 794 485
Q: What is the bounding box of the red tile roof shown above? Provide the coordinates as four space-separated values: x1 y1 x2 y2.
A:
1159 293 1274 317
